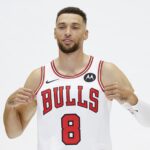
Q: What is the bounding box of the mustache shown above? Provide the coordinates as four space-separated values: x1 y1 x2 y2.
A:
57 41 79 54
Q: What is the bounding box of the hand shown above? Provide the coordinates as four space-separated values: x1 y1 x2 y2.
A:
104 82 138 105
7 88 35 108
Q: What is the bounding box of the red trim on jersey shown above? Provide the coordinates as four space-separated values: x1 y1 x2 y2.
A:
34 66 45 95
98 61 105 92
50 56 93 79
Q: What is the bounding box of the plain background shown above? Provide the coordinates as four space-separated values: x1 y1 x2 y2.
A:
0 0 150 150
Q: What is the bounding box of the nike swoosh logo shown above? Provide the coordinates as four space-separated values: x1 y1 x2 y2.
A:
46 79 59 84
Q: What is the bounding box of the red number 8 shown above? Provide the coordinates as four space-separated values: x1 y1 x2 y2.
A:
61 114 81 145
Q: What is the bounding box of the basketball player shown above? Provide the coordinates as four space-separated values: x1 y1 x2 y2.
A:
3 7 150 150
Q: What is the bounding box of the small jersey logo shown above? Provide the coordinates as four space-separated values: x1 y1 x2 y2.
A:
46 79 59 84
84 73 96 82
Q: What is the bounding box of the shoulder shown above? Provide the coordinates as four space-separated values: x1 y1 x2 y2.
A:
101 61 133 90
101 61 119 77
101 61 121 81
102 61 115 70
24 67 44 94
30 67 43 79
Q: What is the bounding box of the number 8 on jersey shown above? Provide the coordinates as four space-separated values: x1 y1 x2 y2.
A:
61 114 81 145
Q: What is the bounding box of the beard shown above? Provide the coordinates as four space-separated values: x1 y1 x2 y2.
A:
57 40 80 54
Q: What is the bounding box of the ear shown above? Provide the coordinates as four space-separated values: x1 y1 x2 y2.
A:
54 28 56 39
84 30 88 40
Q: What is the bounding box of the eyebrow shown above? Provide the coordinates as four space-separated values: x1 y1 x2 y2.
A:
72 23 81 26
57 22 81 26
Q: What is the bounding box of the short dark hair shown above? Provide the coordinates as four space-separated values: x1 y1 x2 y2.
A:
56 7 87 24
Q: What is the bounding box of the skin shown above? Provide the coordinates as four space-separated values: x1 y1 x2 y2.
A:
3 13 138 139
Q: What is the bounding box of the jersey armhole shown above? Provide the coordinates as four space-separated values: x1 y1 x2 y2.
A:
34 66 45 96
98 60 105 92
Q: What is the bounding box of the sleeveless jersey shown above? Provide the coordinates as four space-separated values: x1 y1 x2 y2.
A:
35 56 112 150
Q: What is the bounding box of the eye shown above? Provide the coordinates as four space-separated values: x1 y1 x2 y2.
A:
58 26 65 29
72 26 80 30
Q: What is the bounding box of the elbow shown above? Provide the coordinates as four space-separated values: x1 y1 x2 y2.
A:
3 122 23 139
4 125 23 139
7 134 18 139
6 130 23 139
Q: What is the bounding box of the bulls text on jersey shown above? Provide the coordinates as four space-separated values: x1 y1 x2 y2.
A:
41 85 100 115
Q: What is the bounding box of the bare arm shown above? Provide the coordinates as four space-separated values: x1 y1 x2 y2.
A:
3 68 41 138
101 62 150 127
101 62 137 105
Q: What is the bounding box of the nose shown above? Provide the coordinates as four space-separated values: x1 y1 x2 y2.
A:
65 27 71 37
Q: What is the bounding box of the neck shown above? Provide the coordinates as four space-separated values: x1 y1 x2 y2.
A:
54 50 90 75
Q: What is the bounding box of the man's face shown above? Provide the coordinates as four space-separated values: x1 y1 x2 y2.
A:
55 13 88 54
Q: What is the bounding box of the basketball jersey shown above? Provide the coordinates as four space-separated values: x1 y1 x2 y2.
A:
35 56 112 150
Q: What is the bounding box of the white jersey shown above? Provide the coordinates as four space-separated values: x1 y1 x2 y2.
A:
35 56 112 150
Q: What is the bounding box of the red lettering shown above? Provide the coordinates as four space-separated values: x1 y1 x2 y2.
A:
41 86 99 115
41 89 52 115
77 86 87 108
66 86 76 106
89 88 99 113
54 86 64 108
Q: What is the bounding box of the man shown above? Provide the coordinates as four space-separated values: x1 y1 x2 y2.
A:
3 7 150 150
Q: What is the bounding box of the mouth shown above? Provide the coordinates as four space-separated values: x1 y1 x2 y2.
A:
62 39 73 45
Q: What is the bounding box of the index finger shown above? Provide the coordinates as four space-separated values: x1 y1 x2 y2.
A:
23 87 35 95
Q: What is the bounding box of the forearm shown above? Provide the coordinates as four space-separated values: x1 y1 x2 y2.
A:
3 104 23 138
3 87 37 138
123 100 150 127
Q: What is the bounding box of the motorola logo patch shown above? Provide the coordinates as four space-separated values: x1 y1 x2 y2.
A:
84 73 96 82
